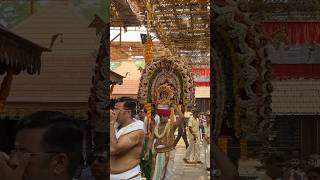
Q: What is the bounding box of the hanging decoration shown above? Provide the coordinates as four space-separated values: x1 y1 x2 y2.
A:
262 22 320 45
213 0 272 142
150 0 210 65
144 103 152 136
144 0 153 65
0 68 13 112
192 68 210 86
272 64 320 80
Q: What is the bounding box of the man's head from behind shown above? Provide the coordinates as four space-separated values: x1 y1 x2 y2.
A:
90 133 108 180
12 111 83 180
192 110 200 118
114 97 137 124
264 153 286 179
138 108 146 121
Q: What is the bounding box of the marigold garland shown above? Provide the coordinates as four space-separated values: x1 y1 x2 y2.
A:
216 27 241 138
144 103 152 136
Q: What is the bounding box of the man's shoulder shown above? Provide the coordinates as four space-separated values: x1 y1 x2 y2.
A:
133 118 145 128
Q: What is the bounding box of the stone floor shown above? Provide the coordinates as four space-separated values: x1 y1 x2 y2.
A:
142 139 210 180
173 139 210 180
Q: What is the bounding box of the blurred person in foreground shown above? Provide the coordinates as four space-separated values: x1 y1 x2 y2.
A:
258 153 287 180
90 150 107 180
110 97 145 180
93 133 108 180
0 111 83 180
212 139 239 180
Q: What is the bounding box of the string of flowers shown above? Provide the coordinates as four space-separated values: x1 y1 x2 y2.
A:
215 26 241 138
144 103 152 137
144 0 153 65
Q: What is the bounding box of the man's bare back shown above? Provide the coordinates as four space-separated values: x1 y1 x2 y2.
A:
110 130 144 174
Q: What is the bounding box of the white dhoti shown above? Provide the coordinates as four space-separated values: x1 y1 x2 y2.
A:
184 135 200 162
110 165 141 180
203 124 210 169
204 139 210 168
152 146 176 180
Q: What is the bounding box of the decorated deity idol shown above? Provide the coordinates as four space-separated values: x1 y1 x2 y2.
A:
145 86 185 180
138 56 195 180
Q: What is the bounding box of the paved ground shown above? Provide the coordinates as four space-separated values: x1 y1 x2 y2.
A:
142 139 210 180
173 139 210 180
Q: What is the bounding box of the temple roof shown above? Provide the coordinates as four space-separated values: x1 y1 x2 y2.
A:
0 1 98 103
0 25 50 75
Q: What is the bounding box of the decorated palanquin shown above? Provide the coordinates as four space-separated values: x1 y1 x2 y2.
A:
138 56 195 135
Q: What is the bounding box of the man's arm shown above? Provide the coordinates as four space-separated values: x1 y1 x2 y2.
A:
109 110 144 156
173 124 183 146
144 129 154 160
173 105 185 127
110 127 144 156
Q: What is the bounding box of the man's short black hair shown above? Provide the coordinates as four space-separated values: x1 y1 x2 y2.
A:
116 97 137 117
16 111 83 178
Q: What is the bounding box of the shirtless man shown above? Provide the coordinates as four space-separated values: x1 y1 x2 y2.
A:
145 104 185 180
110 97 145 180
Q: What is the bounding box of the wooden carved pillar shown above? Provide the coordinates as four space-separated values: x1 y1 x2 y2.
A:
88 23 109 154
240 139 248 160
0 68 14 113
110 84 115 95
218 136 228 154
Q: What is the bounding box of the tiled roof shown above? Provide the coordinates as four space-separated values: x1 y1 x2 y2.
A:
0 1 98 103
112 62 141 96
271 79 320 114
111 62 210 98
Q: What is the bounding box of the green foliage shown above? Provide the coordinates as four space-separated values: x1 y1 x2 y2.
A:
0 1 40 28
0 0 108 28
73 0 108 21
110 62 122 71
134 61 145 70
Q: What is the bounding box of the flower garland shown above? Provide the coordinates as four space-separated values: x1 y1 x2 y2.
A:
213 0 271 144
144 103 152 136
214 26 241 138
154 121 170 139
166 107 175 139
212 43 225 137
218 27 241 138
144 0 153 65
